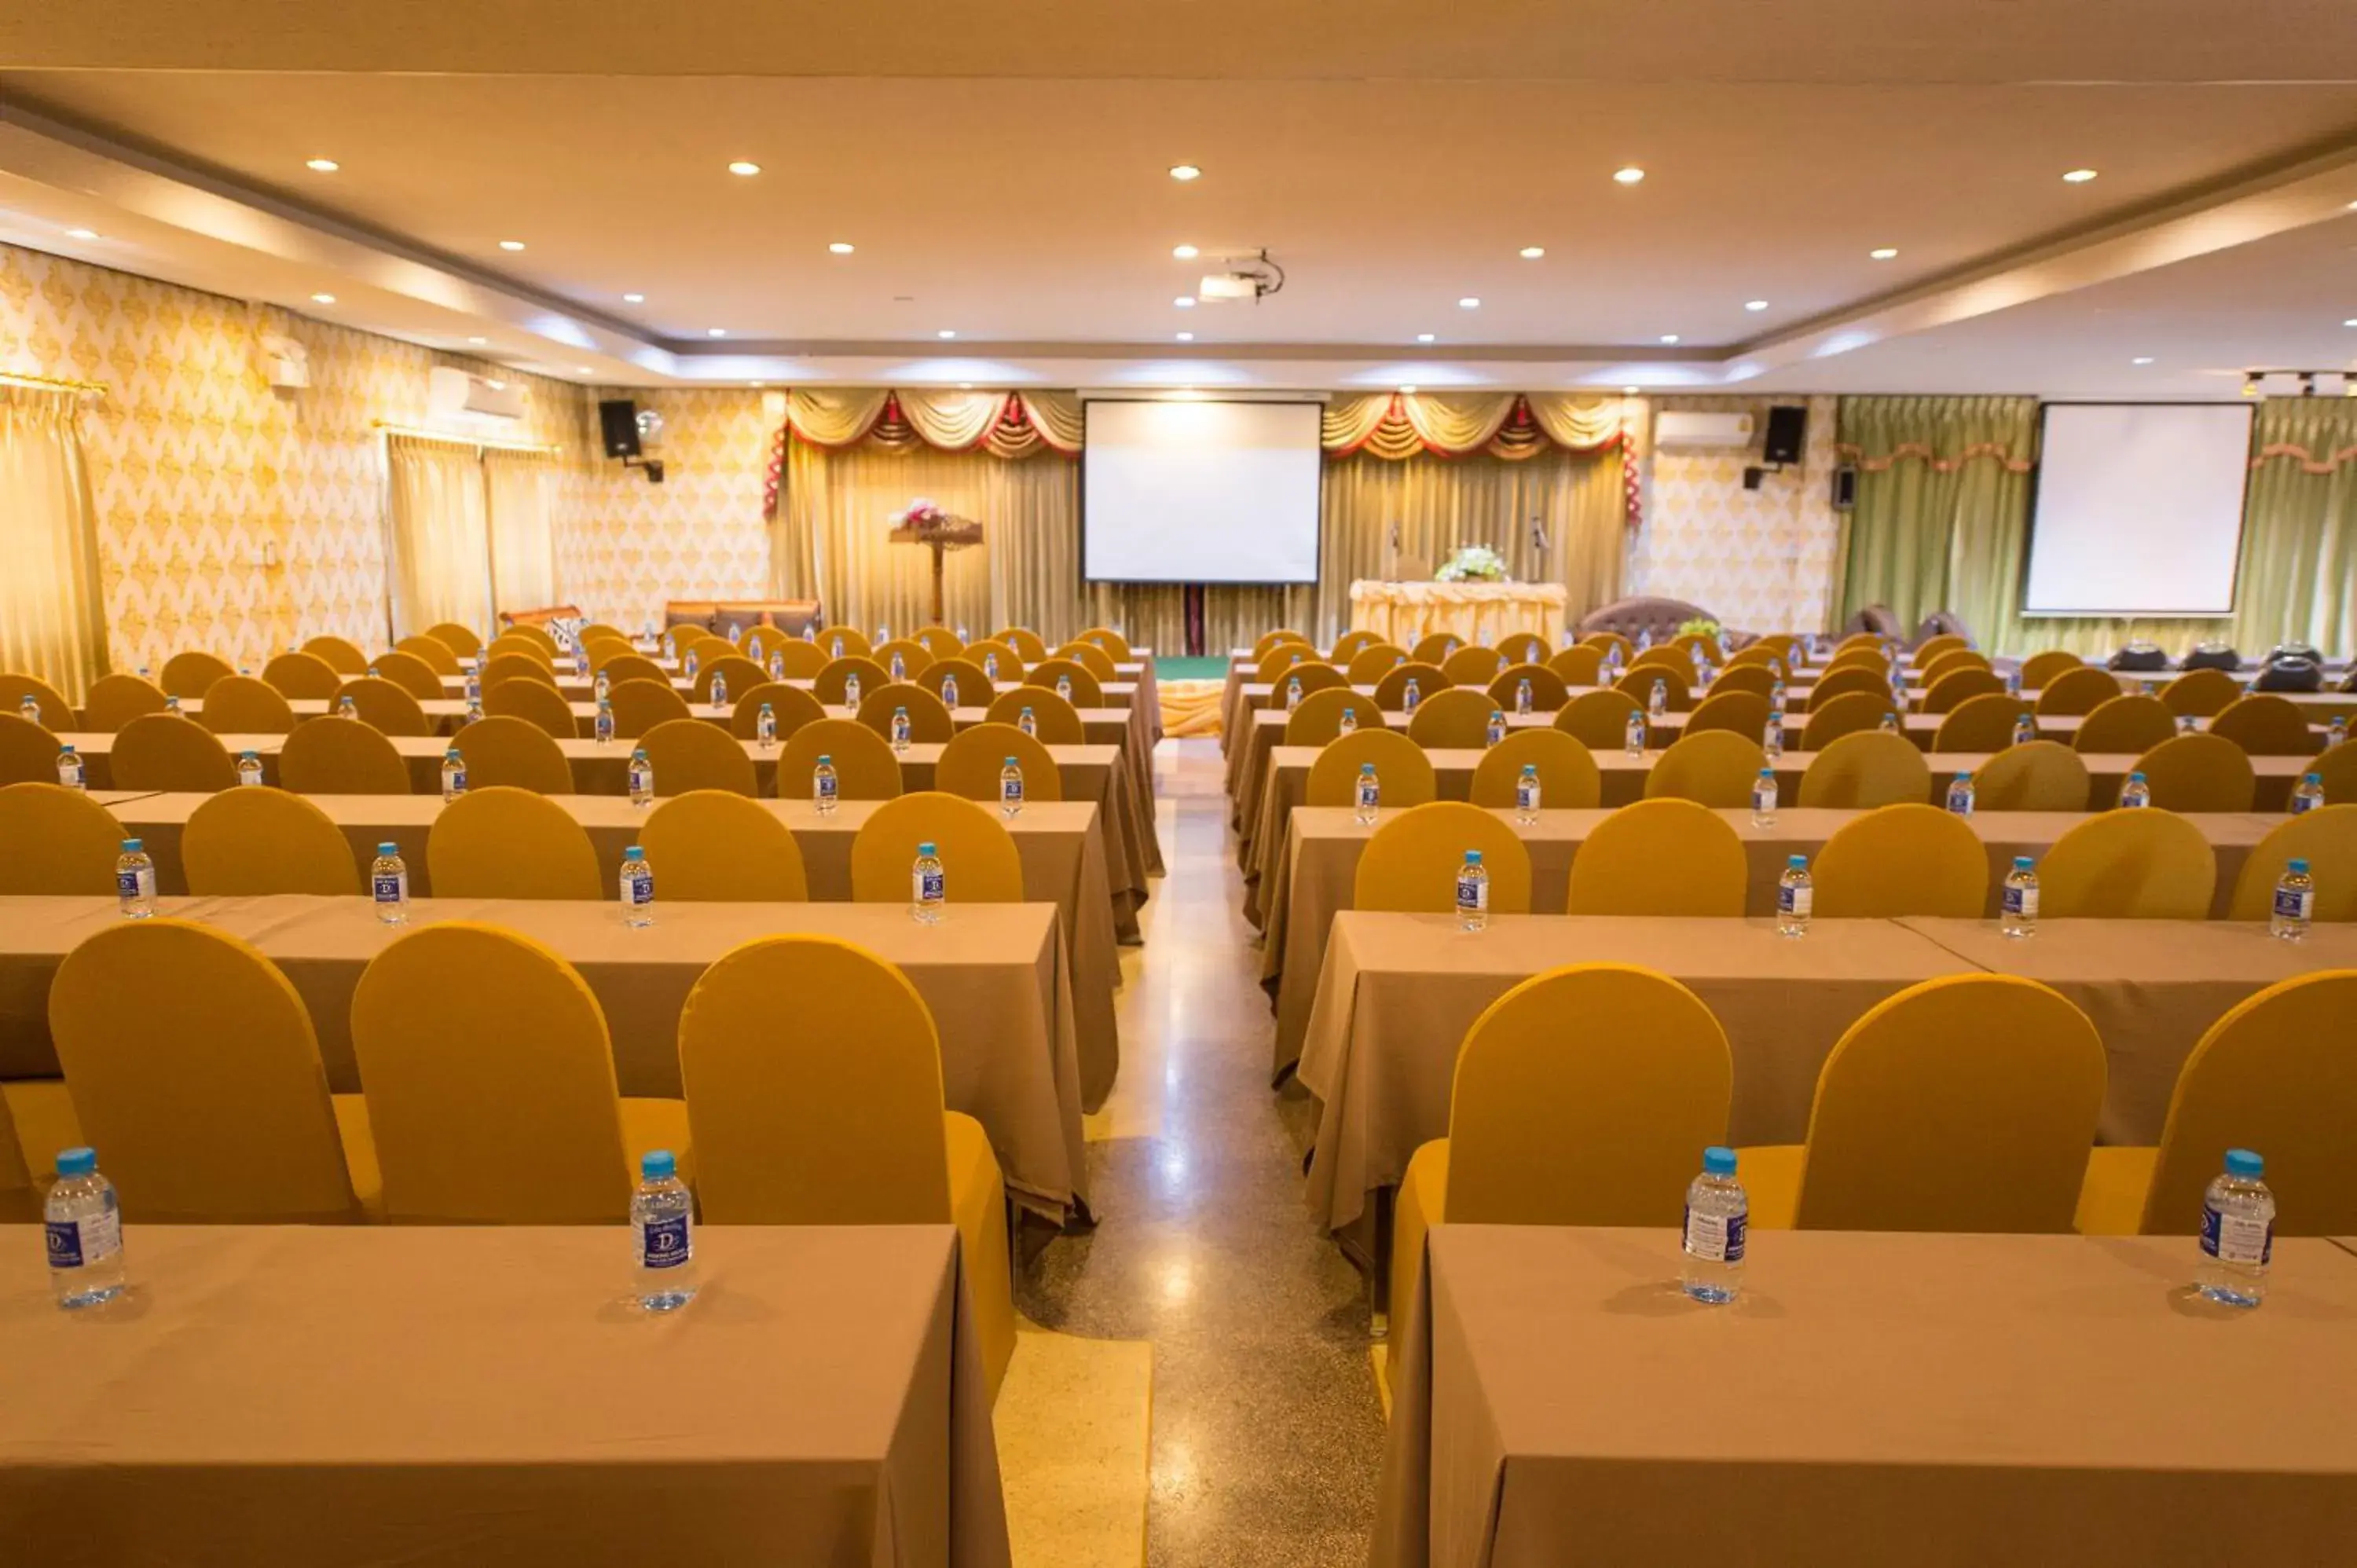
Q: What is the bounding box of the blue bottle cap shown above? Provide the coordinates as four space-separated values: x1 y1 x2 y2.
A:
59 744 75 754
445 747 460 758
1464 850 1483 864
1787 854 1807 869
1954 771 1971 782
1758 767 1773 778
2289 858 2310 874
1360 761 1375 772
2128 771 2146 782
761 702 772 711
240 749 257 760
624 846 644 860
2013 855 2036 870
2305 773 2322 784
376 841 398 855
632 747 647 758
817 754 832 764
121 837 143 852
1520 763 1537 773
640 1149 676 1181
1703 1145 1737 1176
2225 1148 2264 1178
1005 756 1018 765
918 841 937 855
56 1146 96 1178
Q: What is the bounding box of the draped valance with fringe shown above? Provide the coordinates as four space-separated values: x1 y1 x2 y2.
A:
1834 394 2038 474
783 388 1085 457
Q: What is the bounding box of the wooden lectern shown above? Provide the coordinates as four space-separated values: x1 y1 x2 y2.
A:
888 518 984 625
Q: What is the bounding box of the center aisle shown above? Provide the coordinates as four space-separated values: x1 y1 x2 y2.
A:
1020 737 1385 1566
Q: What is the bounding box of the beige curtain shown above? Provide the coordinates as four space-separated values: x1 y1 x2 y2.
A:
0 385 108 700
484 451 559 614
383 434 493 639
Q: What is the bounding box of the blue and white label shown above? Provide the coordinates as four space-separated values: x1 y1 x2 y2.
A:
624 870 654 907
637 1214 691 1269
1682 1205 1746 1265
46 1210 119 1269
1455 875 1486 911
445 767 467 793
1356 782 1378 811
1752 784 1776 814
2003 883 2038 920
816 772 839 801
373 872 405 903
2201 1202 2272 1266
2274 886 2312 921
915 868 946 903
1516 782 1539 812
115 867 152 902
1002 779 1024 806
1778 883 1811 919
2292 793 2321 815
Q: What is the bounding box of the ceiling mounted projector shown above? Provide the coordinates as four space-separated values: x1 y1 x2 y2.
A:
1197 251 1285 304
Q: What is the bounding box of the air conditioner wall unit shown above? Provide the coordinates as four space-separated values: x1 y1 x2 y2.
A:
427 365 528 421
1652 410 1755 449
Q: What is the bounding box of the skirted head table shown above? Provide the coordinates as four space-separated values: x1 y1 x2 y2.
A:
1346 580 1568 647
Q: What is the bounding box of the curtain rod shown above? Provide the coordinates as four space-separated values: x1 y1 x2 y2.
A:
373 419 562 454
0 369 108 396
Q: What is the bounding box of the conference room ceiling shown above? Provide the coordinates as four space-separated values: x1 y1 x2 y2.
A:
3 0 2355 394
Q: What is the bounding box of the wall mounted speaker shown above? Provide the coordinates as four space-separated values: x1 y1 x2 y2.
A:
599 398 643 460
1831 464 1858 511
1762 404 1807 466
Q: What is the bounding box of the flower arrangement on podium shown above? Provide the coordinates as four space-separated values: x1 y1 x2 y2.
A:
887 498 984 622
1435 544 1508 583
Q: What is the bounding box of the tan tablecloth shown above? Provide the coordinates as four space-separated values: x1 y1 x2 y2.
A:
1263 807 2282 1075
1347 581 1567 647
1374 1225 2357 1568
0 1222 1011 1568
0 895 1090 1222
112 794 1121 1112
1295 912 2357 1241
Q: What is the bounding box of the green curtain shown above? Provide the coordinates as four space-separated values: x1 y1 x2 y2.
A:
1834 396 2036 635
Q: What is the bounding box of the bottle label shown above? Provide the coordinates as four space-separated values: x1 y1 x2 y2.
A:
1753 786 1775 814
816 774 838 800
915 868 945 903
1455 875 1486 911
637 1213 691 1269
116 866 154 902
2200 1202 2272 1266
1003 779 1023 805
624 870 654 907
1516 783 1539 811
2275 886 2313 921
373 871 405 903
1779 884 1812 919
2004 884 2039 920
446 768 467 793
1357 784 1378 810
47 1208 120 1269
1683 1204 1746 1264
2292 793 2319 815
1948 790 1973 816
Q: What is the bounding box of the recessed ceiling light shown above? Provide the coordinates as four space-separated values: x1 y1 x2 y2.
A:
2062 168 2098 183
707 327 728 337
937 328 957 339
1613 167 1646 185
2132 357 2154 365
727 160 761 176
65 228 97 240
1869 247 1899 260
828 241 855 255
497 240 526 251
958 382 973 390
1172 244 1199 260
1175 331 1193 342
1622 385 1640 394
1744 299 1769 312
304 157 339 173
1659 334 1681 344
310 292 335 305
1169 163 1201 181
467 335 487 346
1416 332 1436 343
622 292 645 303
1458 297 1480 309
751 379 766 387
1175 295 1197 309
1399 384 1418 394
575 365 592 373
1519 246 1545 259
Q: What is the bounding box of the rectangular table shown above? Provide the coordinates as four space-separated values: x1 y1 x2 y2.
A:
0 1223 1011 1568
0 895 1090 1222
1373 1225 2357 1568
111 793 1122 1112
1295 912 2357 1243
1263 807 2282 1075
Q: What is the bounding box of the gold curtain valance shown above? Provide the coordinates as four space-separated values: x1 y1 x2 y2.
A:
782 388 1083 459
1321 391 1625 460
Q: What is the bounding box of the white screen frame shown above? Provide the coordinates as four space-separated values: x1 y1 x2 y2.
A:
2021 401 2254 619
1080 398 1325 586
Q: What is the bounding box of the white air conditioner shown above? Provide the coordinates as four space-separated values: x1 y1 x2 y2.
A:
427 365 528 421
1652 410 1755 449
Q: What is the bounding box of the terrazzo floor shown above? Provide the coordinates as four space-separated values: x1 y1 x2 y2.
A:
1017 737 1386 1566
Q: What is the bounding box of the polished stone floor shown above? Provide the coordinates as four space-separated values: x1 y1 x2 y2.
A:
1016 738 1385 1566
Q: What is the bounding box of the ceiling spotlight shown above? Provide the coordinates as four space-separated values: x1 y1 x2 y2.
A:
622 292 645 303
1519 246 1545 259
467 335 488 346
1659 334 1681 344
2344 318 2357 328
751 379 767 387
1744 299 1769 312
575 365 593 374
1869 247 1898 260
2242 373 2263 398
1175 331 1193 342
958 382 973 390
2132 356 2154 365
497 240 526 251
1458 297 1480 309
2301 372 2319 397
65 228 98 240
707 328 728 338
2062 168 2098 183
310 292 335 305
1612 167 1646 185
1175 295 1196 308
1399 384 1418 394
937 328 957 339
1172 244 1199 259
727 160 761 176
1168 163 1201 181
304 157 339 172
1416 332 1436 343
1622 384 1640 394
828 241 855 255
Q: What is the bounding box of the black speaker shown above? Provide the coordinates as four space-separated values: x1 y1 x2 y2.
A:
1830 464 1858 511
599 398 641 460
1762 404 1807 466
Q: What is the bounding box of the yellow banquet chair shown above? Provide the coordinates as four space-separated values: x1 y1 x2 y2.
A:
676 935 1015 1400
158 650 234 700
873 639 935 681
49 919 376 1222
2075 972 2357 1239
1739 975 2104 1231
278 714 412 795
196 674 297 736
2072 694 2176 757
1284 687 1382 746
1305 729 1435 809
1702 665 1777 702
1812 803 1989 918
1254 628 1310 661
184 788 360 895
593 649 670 686
812 654 892 707
1026 658 1105 708
483 674 580 740
2160 668 2243 719
1345 644 1408 684
1912 635 1971 670
367 650 445 703
1486 664 1569 711
849 792 1025 904
1390 964 1732 1360
1930 693 2034 754
1264 662 1347 710
962 639 1027 681
779 719 904 802
394 634 464 678
1629 646 1692 680
0 783 125 893
1795 691 1893 753
1554 688 1643 751
751 639 829 680
1374 662 1452 712
1798 729 1930 809
640 790 809 900
1579 630 1633 664
1919 649 1991 688
1616 664 1692 714
1644 729 1767 808
808 625 871 660
937 723 1063 804
1726 643 1786 675
689 654 768 707
1076 625 1133 661
81 672 169 733
1255 644 1315 688
985 686 1084 745
1970 740 2090 811
108 713 239 792
351 923 687 1223
423 621 485 660
1922 667 2007 714
0 672 75 730
1794 665 1893 712
1330 630 1384 667
857 683 956 745
729 682 827 741
447 715 574 794
1054 640 1118 682
497 621 561 657
607 676 694 739
1825 647 1890 677
1567 797 1746 915
1442 646 1507 687
2033 665 2125 717
2037 808 2216 919
2315 740 2357 804
1494 632 1551 668
638 717 757 797
427 786 602 899
1468 728 1600 809
0 713 59 786
2128 732 2256 812
1406 630 1464 666
1681 690 1770 741
1354 801 1532 914
918 656 993 707
2226 806 2357 923
334 676 432 738
915 625 966 662
2018 649 2083 691
1546 644 1604 686
300 634 370 676
2209 694 2319 757
990 626 1048 662
479 651 558 693
1405 687 1499 749
484 634 556 669
262 650 343 701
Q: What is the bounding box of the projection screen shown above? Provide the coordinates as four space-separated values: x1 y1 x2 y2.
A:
1082 399 1323 584
2022 402 2254 617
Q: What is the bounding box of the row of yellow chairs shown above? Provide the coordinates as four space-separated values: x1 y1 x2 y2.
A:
1386 962 2357 1359
0 919 1014 1399
1349 797 2355 922
0 782 1040 902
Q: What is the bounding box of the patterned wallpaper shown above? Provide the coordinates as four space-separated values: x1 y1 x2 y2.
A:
1626 393 1842 636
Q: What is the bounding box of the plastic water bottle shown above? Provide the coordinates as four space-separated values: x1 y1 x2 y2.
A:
440 748 467 800
45 1148 125 1310
813 755 839 813
1057 674 1074 704
464 666 482 705
164 694 181 716
889 705 912 751
1456 849 1490 932
877 625 891 643
574 645 590 679
594 667 613 703
56 745 85 790
627 747 654 808
755 702 777 749
957 625 970 643
336 693 358 720
2121 771 2152 809
1625 709 1646 757
1400 678 1421 715
1776 853 1812 936
662 630 677 660
619 844 654 928
1681 1146 1747 1305
1354 762 1379 826
992 753 1028 818
889 651 906 682
709 671 728 713
1337 705 1357 737
1751 768 1779 828
1016 705 1038 739
464 694 484 727
115 839 156 918
17 694 38 724
1486 709 1507 748
2012 713 2037 748
2292 773 2326 815
2271 857 2314 941
684 647 700 682
830 633 845 658
1770 679 1787 711
984 652 999 681
595 697 615 745
911 841 946 922
2005 667 2022 697
2330 715 2349 749
368 841 408 924
1890 674 1909 716
631 1149 697 1312
843 671 862 710
1513 764 1541 824
2000 855 2038 938
2196 1149 2274 1309
1648 679 1668 720
1637 628 1652 652
1762 709 1785 760
1284 675 1303 713
1946 771 1976 818
768 650 784 681
1877 709 1899 734
746 632 763 663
